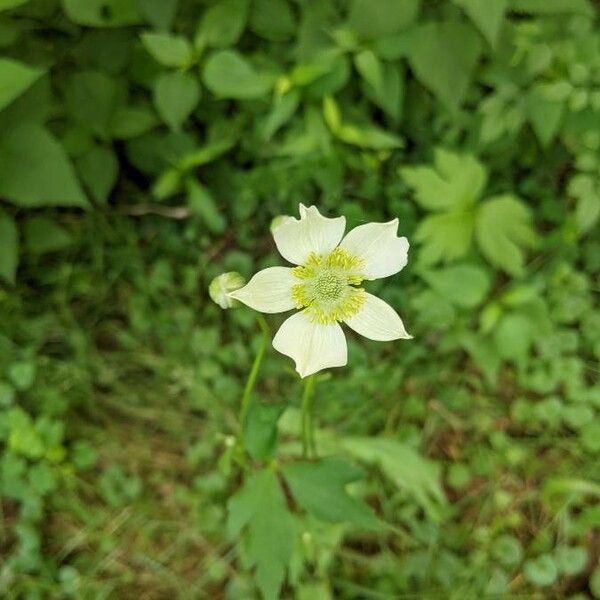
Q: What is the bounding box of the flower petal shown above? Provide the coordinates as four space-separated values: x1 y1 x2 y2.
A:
272 310 347 377
339 219 409 279
228 267 296 313
343 293 411 341
272 204 346 265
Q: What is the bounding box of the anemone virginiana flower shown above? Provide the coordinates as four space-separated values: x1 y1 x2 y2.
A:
229 204 412 378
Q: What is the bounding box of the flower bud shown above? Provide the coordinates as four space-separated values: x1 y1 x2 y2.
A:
209 272 246 309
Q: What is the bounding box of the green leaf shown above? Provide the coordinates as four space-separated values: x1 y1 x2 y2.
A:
453 0 507 47
347 0 421 39
61 0 141 27
203 50 274 99
23 217 72 254
342 437 446 521
196 0 249 48
475 195 537 276
421 264 491 308
0 0 30 11
137 0 178 31
510 0 593 15
323 96 403 149
523 554 558 587
491 535 523 567
242 401 285 461
355 50 404 121
227 469 294 600
110 105 158 139
281 459 381 529
0 124 88 208
153 71 200 131
0 58 44 113
527 86 564 147
415 212 475 265
64 70 121 140
0 210 18 284
140 32 193 68
401 148 488 211
76 145 119 203
407 21 482 110
249 0 295 42
555 546 588 576
494 312 533 371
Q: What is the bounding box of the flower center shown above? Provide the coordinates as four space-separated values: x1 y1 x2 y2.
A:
291 248 366 324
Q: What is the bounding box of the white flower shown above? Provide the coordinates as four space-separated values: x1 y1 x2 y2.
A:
229 204 412 377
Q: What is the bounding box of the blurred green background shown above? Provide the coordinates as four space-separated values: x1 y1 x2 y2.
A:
1 0 600 598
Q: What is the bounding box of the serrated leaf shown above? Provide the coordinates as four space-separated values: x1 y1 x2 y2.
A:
415 212 475 265
0 124 88 208
407 21 481 110
341 437 446 521
227 469 294 600
421 263 491 308
0 210 18 284
401 148 488 211
242 401 285 461
475 195 537 276
281 459 381 529
0 58 44 113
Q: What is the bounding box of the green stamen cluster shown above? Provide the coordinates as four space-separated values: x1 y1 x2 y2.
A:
292 248 366 324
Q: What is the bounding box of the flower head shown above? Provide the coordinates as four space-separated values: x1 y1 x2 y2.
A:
229 204 412 377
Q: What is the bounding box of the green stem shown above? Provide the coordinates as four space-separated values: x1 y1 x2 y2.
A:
300 375 317 458
239 314 270 430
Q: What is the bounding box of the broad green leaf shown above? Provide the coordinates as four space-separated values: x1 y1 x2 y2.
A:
491 535 523 567
415 212 475 265
0 125 88 208
421 264 491 308
453 0 507 47
23 217 72 254
555 546 588 576
323 96 402 149
241 400 285 460
153 71 200 131
137 0 178 31
0 58 44 113
249 0 295 42
347 0 421 39
475 195 537 276
140 32 193 67
401 148 488 211
196 0 249 48
0 0 30 10
203 50 274 99
110 105 158 139
76 145 119 203
527 86 564 147
341 437 446 521
281 459 381 529
61 0 141 26
494 312 533 371
64 70 121 140
355 50 404 121
0 210 18 284
510 0 593 15
523 554 558 587
407 21 481 110
227 469 294 600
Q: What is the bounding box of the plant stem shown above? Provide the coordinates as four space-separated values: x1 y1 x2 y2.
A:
239 314 270 430
300 374 317 458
